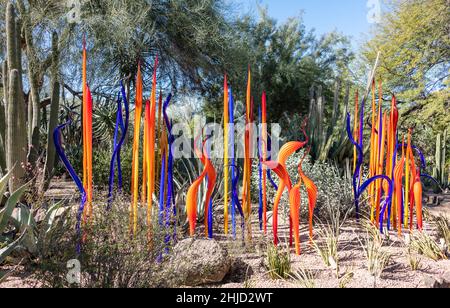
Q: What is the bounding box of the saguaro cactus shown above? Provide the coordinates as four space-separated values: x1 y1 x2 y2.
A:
6 70 27 191
0 61 8 173
433 130 448 188
4 3 27 191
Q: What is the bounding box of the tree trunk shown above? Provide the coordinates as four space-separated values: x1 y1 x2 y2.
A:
43 32 60 191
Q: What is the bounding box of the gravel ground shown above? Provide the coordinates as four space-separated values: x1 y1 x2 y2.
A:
1 205 449 289
210 206 450 289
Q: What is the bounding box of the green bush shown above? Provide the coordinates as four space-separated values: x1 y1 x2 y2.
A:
92 144 134 194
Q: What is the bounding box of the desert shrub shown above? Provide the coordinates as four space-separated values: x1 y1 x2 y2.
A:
406 247 422 271
251 151 354 220
265 244 291 280
92 145 134 193
360 236 391 279
410 232 447 261
36 195 174 288
289 267 316 288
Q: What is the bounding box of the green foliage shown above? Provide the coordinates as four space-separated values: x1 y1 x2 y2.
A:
407 247 422 271
312 200 346 272
289 267 316 288
0 181 30 234
363 0 449 169
205 9 354 122
0 167 68 279
92 143 133 193
363 0 450 101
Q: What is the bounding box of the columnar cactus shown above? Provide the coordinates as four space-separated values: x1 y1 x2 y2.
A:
433 130 448 188
1 61 8 129
4 3 28 191
307 81 351 162
6 69 27 191
0 61 8 173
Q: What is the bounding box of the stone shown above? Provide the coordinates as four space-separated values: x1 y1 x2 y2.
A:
421 276 439 288
167 238 231 286
442 271 450 284
421 274 450 289
441 272 450 288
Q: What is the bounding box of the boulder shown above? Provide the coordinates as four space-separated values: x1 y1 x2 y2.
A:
421 274 450 289
442 272 450 288
167 238 231 286
421 276 439 288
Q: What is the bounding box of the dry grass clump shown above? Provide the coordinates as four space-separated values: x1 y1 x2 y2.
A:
265 244 291 280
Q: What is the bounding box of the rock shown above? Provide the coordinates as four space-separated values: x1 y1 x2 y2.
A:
34 209 46 223
167 238 231 286
421 274 450 289
442 272 450 288
442 271 450 283
421 276 439 288
224 258 254 283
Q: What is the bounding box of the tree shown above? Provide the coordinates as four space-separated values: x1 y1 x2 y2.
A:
363 0 450 101
204 8 354 124
363 0 450 167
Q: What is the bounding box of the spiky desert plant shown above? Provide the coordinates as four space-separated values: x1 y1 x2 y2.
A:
361 218 382 244
312 199 347 271
338 268 354 288
0 169 28 271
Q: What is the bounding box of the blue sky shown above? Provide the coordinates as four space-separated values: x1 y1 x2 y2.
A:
239 0 378 48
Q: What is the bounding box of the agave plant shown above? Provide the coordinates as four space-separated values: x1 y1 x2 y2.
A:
0 169 29 276
0 167 67 272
